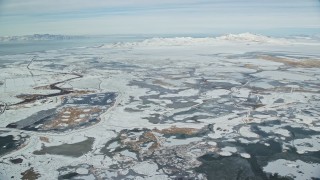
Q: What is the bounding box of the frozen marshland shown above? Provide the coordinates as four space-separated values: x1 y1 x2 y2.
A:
0 33 320 179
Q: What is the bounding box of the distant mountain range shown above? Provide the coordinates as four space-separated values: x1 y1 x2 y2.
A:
105 33 293 48
0 34 83 42
1 33 318 43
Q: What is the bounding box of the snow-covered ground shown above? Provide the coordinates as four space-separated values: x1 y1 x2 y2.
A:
0 33 319 179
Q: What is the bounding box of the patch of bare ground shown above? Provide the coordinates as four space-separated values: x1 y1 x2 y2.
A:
39 136 49 143
119 130 161 154
142 131 160 151
21 168 40 180
244 64 259 70
35 85 93 94
16 94 45 102
42 107 102 130
257 55 320 68
72 90 95 95
34 85 51 90
154 126 199 135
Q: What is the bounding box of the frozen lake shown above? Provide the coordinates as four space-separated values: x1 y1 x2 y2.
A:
0 33 319 179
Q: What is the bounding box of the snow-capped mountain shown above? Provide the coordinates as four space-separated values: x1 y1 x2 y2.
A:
105 33 290 48
215 32 288 43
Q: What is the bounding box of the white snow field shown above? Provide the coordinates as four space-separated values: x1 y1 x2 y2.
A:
0 33 319 179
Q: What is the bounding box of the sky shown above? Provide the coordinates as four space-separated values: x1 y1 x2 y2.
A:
0 0 319 36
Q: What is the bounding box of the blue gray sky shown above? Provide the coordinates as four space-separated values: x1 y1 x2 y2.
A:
0 0 319 36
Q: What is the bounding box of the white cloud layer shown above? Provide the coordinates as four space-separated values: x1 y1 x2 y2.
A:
0 0 319 36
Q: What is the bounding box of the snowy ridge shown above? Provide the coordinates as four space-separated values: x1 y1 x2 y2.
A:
110 37 216 47
106 33 290 48
216 32 288 43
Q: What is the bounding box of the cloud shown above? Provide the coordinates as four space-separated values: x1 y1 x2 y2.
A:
0 0 207 15
0 0 319 36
